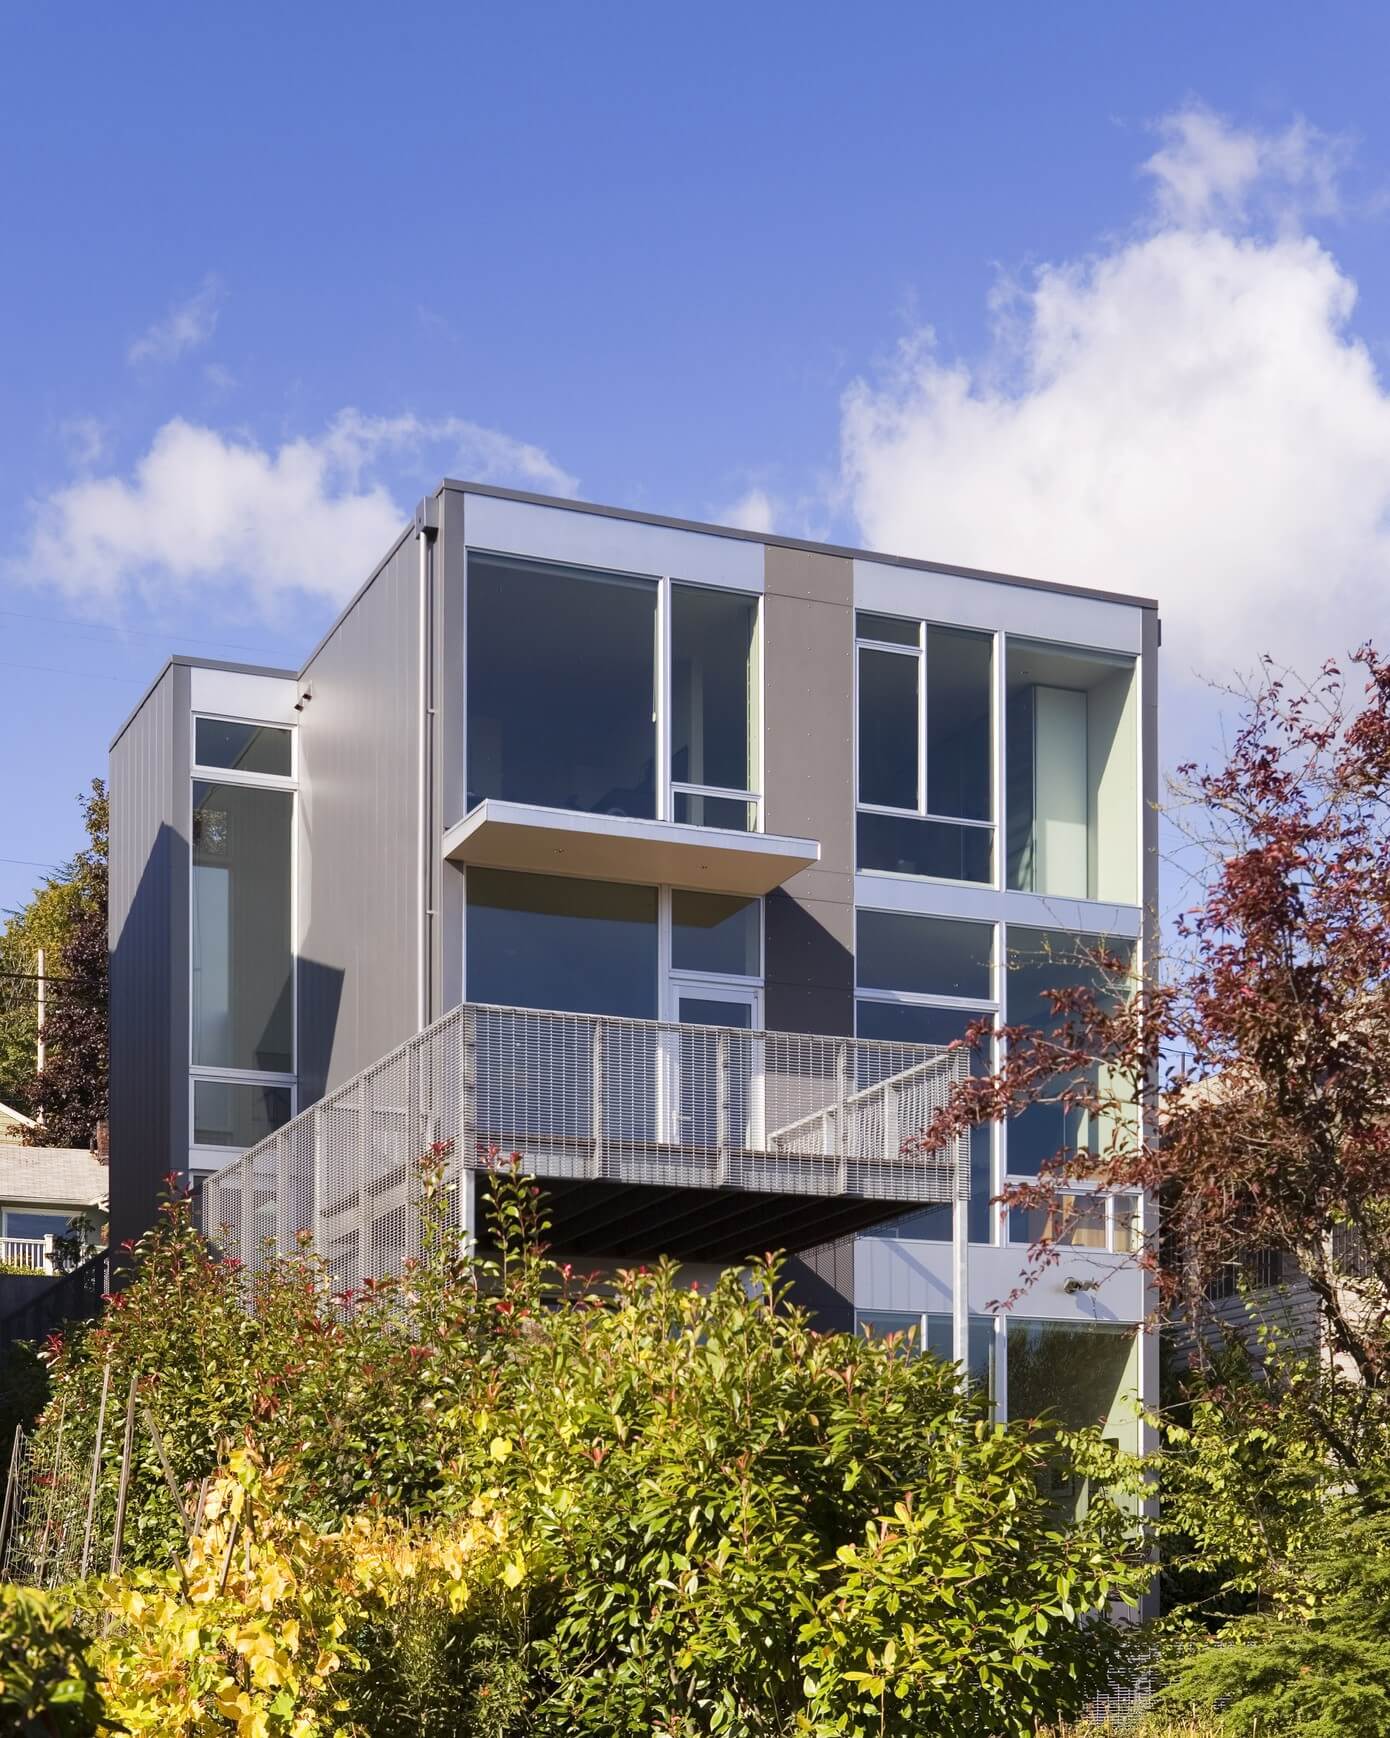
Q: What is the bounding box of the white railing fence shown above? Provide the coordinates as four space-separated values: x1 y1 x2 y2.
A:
0 1236 52 1274
201 1001 969 1288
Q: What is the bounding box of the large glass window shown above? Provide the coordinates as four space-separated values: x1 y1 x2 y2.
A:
856 910 996 1244
1005 927 1135 1179
671 891 760 977
671 584 758 828
193 1079 293 1148
3 1210 76 1241
856 614 993 885
466 868 658 1018
467 554 658 819
1006 1321 1140 1513
191 781 293 1073
1005 640 1138 902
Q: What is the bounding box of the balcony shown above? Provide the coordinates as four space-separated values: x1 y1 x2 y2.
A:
444 801 820 897
0 1237 52 1275
201 1002 969 1282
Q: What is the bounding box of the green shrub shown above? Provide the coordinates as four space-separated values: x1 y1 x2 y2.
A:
0 1584 103 1736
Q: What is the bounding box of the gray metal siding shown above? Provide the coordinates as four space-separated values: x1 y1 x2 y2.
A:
108 663 188 1250
297 529 421 1102
761 544 855 1036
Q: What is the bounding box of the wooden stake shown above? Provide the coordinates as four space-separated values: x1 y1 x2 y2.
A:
142 1405 193 1540
191 1475 210 1537
108 1372 137 1577
0 1424 23 1573
79 1357 112 1579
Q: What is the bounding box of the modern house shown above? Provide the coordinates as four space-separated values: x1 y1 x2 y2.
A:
108 480 1158 1452
0 1141 108 1273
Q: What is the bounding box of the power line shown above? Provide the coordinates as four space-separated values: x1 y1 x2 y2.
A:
0 857 63 871
0 605 286 661
0 658 142 686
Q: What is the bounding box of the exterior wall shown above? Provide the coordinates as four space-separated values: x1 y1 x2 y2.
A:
297 528 423 1102
761 545 854 1037
108 662 187 1255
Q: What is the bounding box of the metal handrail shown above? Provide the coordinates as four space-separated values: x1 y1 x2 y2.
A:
201 1000 969 1285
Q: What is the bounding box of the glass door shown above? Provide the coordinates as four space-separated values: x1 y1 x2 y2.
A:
672 986 760 1156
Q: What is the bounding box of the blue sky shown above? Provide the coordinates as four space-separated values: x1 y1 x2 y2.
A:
4 1 1390 916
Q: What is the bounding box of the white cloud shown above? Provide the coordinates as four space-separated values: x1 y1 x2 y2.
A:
718 487 778 534
15 410 578 613
128 275 224 366
839 106 1390 680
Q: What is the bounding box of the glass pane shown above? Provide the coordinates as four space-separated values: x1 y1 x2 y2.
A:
1113 1195 1142 1253
193 1079 293 1148
671 891 761 977
856 999 993 1243
4 1211 74 1241
1006 1320 1139 1467
1004 927 1135 1177
1010 1193 1107 1248
194 718 293 777
856 612 920 647
466 868 658 1018
856 1311 994 1395
858 647 918 809
856 909 992 999
1005 641 1138 902
671 585 757 794
856 810 992 883
467 554 658 819
672 791 754 831
678 997 752 1028
675 1006 753 1149
926 627 991 821
191 782 293 1073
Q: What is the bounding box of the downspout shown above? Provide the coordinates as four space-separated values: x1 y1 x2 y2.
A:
416 496 439 1032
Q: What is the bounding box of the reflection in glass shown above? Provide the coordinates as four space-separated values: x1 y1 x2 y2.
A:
1009 1193 1108 1249
672 792 754 831
856 612 920 647
926 627 992 821
1006 1321 1139 1514
856 910 992 1000
467 554 658 819
465 868 658 1018
191 782 293 1073
858 647 918 809
193 1079 293 1148
194 718 293 778
1004 928 1135 1177
4 1211 74 1241
857 811 992 883
855 999 993 1243
671 585 757 796
1005 640 1138 902
854 1309 995 1395
671 891 761 977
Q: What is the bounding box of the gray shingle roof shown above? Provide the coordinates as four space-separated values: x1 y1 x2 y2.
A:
0 1143 108 1210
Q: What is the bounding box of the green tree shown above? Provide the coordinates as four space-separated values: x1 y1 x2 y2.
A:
0 780 107 1145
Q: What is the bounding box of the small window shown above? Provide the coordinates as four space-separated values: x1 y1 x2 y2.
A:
855 612 920 648
857 910 992 1001
3 1210 76 1241
672 792 754 831
671 891 761 977
194 718 293 778
193 1080 293 1148
856 811 993 884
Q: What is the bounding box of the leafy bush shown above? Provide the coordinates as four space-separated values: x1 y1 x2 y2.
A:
33 1159 1148 1734
0 1584 103 1736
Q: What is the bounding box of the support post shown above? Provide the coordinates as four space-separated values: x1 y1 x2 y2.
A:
79 1358 112 1578
834 1042 851 1194
109 1372 137 1577
952 1130 970 1388
590 1021 605 1178
716 1029 730 1187
460 1006 477 1165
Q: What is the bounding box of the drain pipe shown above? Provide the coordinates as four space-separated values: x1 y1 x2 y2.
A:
415 495 439 1031
952 1139 970 1385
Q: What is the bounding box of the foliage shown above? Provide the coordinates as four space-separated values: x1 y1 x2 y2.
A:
0 1338 51 1449
0 1583 104 1736
29 1159 1146 1734
0 779 108 1145
1153 1506 1390 1737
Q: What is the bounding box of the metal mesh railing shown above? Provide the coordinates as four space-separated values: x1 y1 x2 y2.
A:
202 1002 969 1282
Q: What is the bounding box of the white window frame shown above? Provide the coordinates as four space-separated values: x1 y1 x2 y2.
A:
854 614 998 887
189 710 298 1172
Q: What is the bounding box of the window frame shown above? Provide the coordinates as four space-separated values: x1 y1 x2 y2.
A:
189 710 298 1173
854 614 997 886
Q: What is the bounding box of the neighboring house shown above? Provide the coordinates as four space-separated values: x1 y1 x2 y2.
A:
0 1102 35 1143
0 1142 108 1273
108 480 1158 1454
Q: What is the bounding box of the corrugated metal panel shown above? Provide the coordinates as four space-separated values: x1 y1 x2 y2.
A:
297 529 421 1103
108 663 187 1250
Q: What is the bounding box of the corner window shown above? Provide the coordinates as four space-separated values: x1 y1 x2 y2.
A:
856 614 993 884
1005 640 1138 902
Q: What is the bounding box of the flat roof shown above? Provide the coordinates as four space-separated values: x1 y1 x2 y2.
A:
439 479 1161 613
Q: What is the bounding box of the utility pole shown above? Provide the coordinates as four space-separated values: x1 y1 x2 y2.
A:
34 948 45 1124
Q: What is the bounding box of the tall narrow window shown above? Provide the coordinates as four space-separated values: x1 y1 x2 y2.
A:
856 613 993 884
1005 641 1138 902
670 584 759 831
191 781 293 1073
467 553 658 820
